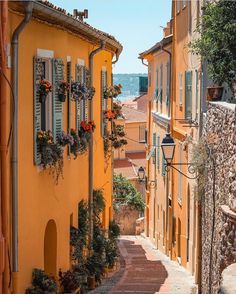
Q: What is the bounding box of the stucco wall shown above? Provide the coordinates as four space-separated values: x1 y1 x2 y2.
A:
201 102 236 294
114 205 140 235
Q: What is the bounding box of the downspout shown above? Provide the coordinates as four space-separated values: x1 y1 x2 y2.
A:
11 2 33 290
88 41 106 250
0 1 8 293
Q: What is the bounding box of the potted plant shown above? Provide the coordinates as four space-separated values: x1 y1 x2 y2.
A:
80 120 96 134
25 268 57 294
38 79 52 103
104 84 122 99
104 109 116 121
71 82 96 101
189 0 236 101
58 131 74 147
58 81 69 102
59 269 81 294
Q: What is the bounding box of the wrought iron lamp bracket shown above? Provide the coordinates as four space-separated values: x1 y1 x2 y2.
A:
165 162 198 180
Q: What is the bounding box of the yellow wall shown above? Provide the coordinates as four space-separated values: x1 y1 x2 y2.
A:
8 11 114 292
125 121 146 152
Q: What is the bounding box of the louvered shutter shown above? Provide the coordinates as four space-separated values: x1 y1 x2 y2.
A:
162 153 166 177
156 67 159 99
101 70 106 137
152 133 156 165
157 136 160 171
52 58 64 142
67 61 72 156
166 62 170 106
33 57 43 165
75 64 83 130
185 71 193 120
160 64 163 103
85 67 90 121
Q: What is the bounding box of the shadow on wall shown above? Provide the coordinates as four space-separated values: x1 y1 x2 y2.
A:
111 239 168 293
44 219 57 277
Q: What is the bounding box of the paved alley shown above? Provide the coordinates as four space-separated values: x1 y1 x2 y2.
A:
109 236 196 294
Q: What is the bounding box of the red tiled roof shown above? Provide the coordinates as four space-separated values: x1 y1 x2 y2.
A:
122 106 147 122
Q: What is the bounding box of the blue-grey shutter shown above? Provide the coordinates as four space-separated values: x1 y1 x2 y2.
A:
156 67 159 98
75 64 83 130
33 57 43 165
195 70 199 118
152 133 156 164
157 136 160 171
52 58 64 142
166 62 170 106
161 153 166 177
67 61 72 156
85 67 90 121
185 71 192 120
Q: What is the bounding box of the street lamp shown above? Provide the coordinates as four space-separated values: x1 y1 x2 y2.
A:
161 133 198 179
138 166 157 188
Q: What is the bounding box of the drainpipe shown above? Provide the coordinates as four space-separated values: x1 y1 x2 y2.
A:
88 41 106 250
11 2 33 290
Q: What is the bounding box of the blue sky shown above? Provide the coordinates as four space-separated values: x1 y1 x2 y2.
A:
51 0 172 74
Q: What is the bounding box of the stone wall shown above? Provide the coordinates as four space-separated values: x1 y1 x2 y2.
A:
113 204 140 235
201 102 236 294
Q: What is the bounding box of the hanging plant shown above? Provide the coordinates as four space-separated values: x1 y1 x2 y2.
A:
38 79 52 103
58 80 70 102
58 131 74 147
70 128 88 158
113 102 123 118
71 81 95 101
104 109 116 121
80 120 96 134
104 84 122 99
37 130 63 184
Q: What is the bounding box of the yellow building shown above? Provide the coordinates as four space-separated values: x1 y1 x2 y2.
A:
2 1 122 292
139 23 172 252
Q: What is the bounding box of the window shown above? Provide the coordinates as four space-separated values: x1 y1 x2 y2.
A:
177 143 183 204
148 63 152 87
179 73 183 107
139 125 146 143
185 71 193 120
161 153 166 177
195 70 199 119
155 67 159 98
33 57 64 165
177 0 181 14
157 136 160 172
152 133 157 165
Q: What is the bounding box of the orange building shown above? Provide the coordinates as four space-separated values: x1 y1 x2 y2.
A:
139 23 172 252
1 1 122 293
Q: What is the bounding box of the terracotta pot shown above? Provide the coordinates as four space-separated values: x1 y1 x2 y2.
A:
87 275 96 290
207 86 224 101
39 93 47 103
59 92 66 102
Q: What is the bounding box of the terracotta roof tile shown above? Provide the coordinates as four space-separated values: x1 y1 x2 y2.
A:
122 106 147 122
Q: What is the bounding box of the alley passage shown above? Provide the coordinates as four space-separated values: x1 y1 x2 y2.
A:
108 236 195 294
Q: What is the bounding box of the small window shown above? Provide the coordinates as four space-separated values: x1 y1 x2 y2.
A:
139 125 146 143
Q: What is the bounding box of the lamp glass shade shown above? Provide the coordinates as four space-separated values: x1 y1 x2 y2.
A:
138 166 145 181
161 133 176 164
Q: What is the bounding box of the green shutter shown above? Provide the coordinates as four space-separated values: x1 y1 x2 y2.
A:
52 58 64 142
157 136 160 171
160 64 163 103
185 71 192 120
33 57 43 165
152 133 157 164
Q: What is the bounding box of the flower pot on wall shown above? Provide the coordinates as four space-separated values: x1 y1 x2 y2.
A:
207 86 224 101
58 93 66 102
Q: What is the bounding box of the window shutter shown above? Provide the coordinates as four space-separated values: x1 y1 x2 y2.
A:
84 67 90 121
178 143 183 203
145 129 148 144
185 71 193 120
156 67 159 98
152 133 157 164
52 58 64 142
33 57 43 165
162 153 166 177
179 73 183 106
157 136 160 171
160 64 163 103
75 64 83 130
166 62 170 106
195 70 199 118
67 61 72 156
101 69 107 137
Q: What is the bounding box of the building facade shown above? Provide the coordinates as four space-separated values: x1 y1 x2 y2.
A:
1 1 122 292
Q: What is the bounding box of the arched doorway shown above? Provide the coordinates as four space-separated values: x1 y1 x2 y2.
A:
44 219 57 277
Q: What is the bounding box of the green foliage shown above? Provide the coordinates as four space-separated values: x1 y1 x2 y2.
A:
59 269 81 292
93 189 106 216
25 269 57 294
189 0 236 89
109 220 120 240
113 174 145 212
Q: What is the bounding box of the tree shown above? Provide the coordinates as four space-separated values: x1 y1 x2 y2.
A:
189 0 236 91
113 174 145 212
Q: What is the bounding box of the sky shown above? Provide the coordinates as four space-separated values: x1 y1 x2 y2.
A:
51 0 172 74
